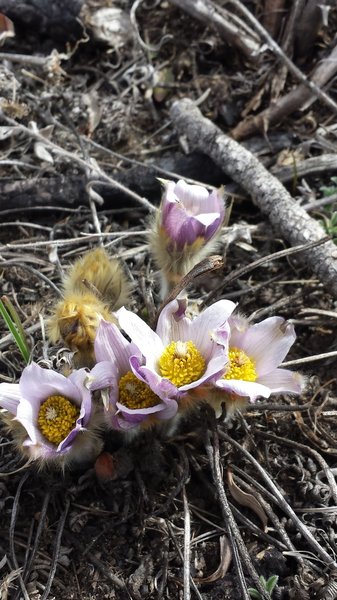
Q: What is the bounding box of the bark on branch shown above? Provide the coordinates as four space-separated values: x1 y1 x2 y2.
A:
170 98 337 298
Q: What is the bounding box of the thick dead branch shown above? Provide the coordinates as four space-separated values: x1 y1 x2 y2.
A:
170 98 337 298
231 39 337 140
167 0 261 59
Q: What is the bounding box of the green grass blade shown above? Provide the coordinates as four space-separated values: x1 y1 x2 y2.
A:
0 297 31 364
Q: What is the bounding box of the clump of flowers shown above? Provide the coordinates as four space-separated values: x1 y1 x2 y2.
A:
0 177 306 470
150 179 226 296
115 297 235 416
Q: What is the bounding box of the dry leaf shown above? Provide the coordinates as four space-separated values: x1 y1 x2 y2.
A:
227 467 268 531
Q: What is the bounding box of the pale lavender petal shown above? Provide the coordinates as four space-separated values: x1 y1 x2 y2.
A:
208 188 226 219
189 300 235 358
19 362 82 408
68 368 88 393
258 368 304 394
116 306 164 366
156 298 190 344
215 378 271 401
16 403 45 446
57 385 91 452
233 317 296 376
173 179 210 209
90 361 118 391
213 326 231 350
94 320 131 373
0 383 21 414
196 212 221 227
116 401 173 417
179 345 228 391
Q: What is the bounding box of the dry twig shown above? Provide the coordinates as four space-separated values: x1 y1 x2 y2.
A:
167 0 261 59
231 43 337 140
170 99 337 298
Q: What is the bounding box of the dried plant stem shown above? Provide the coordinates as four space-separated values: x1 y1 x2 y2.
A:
182 486 191 600
228 0 337 115
41 498 70 600
257 431 337 505
170 99 337 298
204 427 271 600
232 43 337 140
168 0 261 59
9 472 30 600
220 431 337 567
0 112 155 213
15 491 51 600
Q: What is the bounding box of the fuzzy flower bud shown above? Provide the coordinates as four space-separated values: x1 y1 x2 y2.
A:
150 179 226 296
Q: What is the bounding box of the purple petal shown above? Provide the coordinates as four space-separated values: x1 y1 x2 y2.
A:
0 383 21 414
129 355 180 400
258 368 305 394
94 320 132 373
163 203 205 247
161 180 225 248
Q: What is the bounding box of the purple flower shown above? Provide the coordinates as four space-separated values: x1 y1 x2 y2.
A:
0 363 102 466
161 179 225 250
213 315 304 409
115 298 236 410
91 320 178 431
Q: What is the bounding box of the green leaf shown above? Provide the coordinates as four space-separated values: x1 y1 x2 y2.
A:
248 588 262 600
266 575 279 594
0 297 31 364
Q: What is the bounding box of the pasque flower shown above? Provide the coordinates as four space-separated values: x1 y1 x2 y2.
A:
211 315 304 415
91 320 178 430
0 363 103 467
160 179 225 250
115 297 236 410
150 179 226 295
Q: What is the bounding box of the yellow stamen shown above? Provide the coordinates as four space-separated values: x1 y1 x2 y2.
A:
119 371 160 409
38 395 79 444
224 347 257 381
158 340 205 387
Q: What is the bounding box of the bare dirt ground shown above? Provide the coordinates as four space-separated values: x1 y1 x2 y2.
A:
1 1 337 599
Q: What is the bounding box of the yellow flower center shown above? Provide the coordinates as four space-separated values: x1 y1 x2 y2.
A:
118 371 160 409
158 340 205 387
38 395 80 444
224 347 257 381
